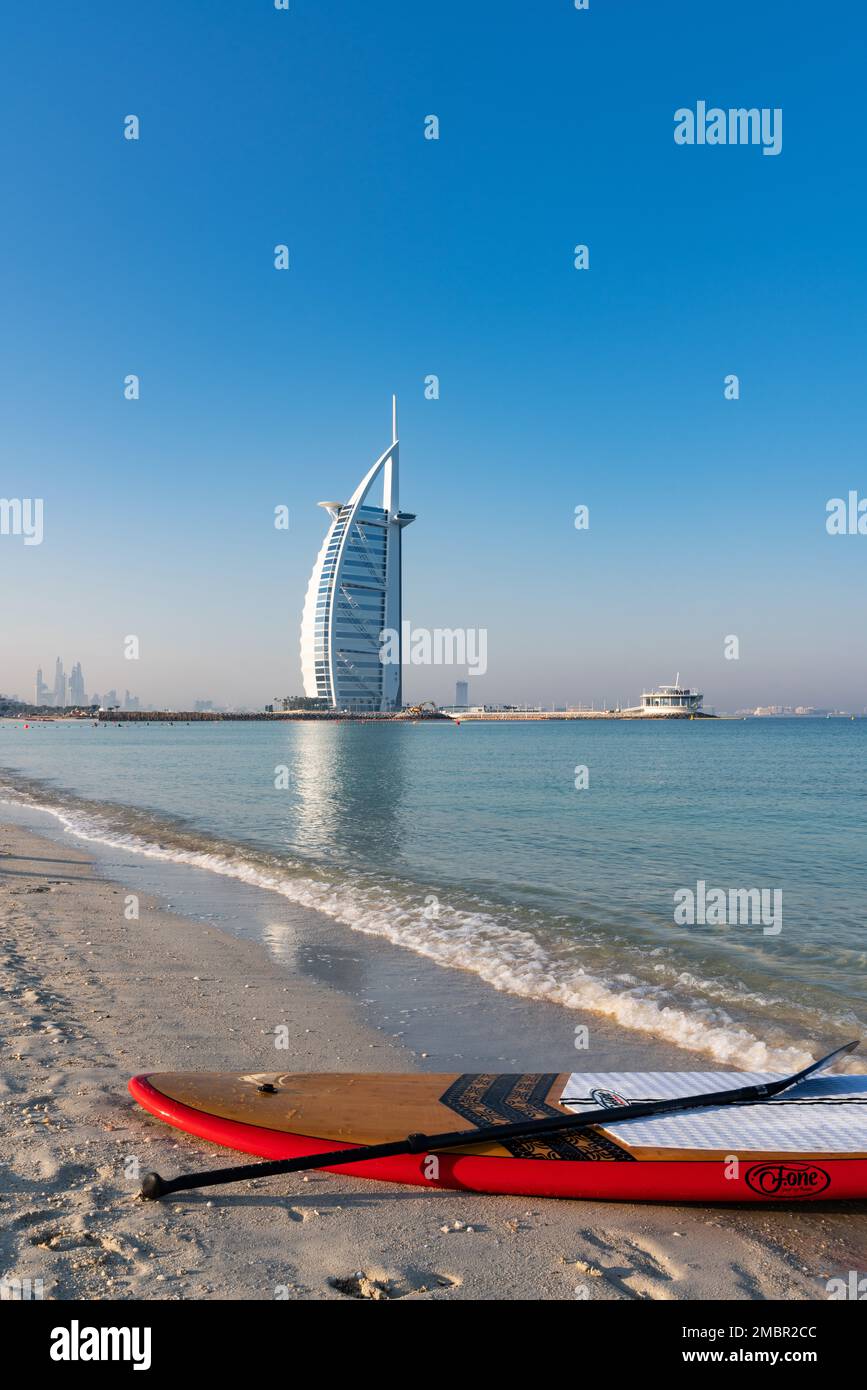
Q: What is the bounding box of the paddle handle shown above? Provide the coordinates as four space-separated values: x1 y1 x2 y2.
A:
141 1136 422 1199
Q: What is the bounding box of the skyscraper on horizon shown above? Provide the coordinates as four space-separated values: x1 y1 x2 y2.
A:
68 661 86 705
455 680 469 708
299 397 415 711
52 657 66 707
34 666 49 705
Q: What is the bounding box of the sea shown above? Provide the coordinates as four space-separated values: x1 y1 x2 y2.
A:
1 716 864 1071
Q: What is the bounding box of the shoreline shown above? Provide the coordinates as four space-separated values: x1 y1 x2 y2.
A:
3 817 866 1300
0 794 730 1074
3 748 860 1076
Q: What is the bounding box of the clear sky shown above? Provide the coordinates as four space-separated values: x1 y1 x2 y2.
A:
2 1 865 711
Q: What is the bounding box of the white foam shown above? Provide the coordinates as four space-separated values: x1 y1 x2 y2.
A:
2 790 857 1074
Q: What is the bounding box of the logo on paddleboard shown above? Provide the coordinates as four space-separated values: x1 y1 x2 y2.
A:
590 1088 629 1109
745 1161 831 1198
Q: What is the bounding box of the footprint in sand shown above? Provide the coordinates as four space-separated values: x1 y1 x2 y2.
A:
328 1269 461 1300
572 1228 685 1300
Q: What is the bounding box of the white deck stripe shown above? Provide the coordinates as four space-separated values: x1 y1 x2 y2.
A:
560 1073 867 1152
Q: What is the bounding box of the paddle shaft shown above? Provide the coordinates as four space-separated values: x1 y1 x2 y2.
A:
139 1039 858 1199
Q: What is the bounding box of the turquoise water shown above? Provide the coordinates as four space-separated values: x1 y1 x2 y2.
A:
1 717 865 1069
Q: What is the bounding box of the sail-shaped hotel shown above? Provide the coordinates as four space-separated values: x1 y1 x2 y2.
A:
299 398 415 711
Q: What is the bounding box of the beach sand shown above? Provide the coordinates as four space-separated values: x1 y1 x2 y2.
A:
2 818 865 1301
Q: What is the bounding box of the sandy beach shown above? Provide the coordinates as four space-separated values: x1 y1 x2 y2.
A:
2 817 865 1302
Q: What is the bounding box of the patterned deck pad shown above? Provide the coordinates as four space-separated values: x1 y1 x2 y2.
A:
559 1072 867 1152
440 1073 632 1161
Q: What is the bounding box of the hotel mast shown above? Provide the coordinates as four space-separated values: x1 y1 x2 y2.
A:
299 397 415 711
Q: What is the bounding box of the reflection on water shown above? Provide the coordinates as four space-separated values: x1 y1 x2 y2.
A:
261 917 300 970
283 723 408 869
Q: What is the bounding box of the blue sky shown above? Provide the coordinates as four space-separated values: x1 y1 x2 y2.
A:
1 1 865 710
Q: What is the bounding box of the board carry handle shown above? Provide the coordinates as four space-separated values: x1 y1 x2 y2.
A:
139 1039 859 1200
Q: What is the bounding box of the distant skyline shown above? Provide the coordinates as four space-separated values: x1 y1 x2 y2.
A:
1 3 865 711
24 656 141 711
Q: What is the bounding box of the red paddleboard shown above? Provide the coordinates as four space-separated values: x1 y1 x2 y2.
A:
129 1068 867 1203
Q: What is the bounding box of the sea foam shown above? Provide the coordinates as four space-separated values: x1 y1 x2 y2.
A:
1 781 844 1074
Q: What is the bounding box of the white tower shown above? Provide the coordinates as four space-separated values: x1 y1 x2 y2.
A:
299 398 415 711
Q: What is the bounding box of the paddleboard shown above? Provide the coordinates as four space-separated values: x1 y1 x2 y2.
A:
128 1068 867 1202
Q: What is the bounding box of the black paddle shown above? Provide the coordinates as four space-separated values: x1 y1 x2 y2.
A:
139 1039 858 1199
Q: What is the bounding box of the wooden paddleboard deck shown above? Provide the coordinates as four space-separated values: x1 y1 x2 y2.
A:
128 1069 867 1202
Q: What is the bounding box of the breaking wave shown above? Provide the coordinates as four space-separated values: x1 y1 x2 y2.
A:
1 770 863 1074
